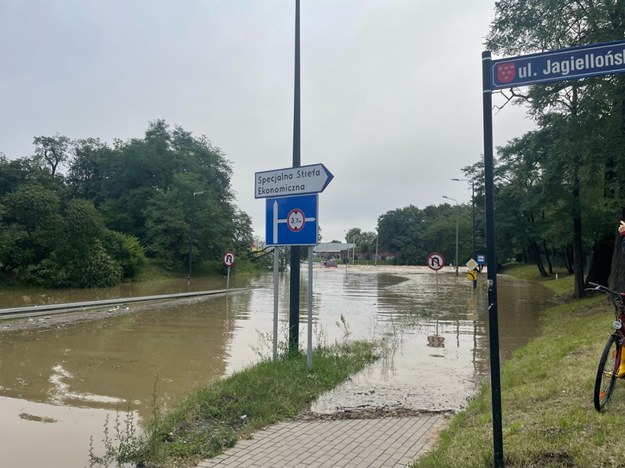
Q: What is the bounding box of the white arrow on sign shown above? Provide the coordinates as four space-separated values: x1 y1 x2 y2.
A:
255 163 334 199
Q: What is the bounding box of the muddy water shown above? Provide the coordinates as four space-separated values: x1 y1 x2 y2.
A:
0 267 554 467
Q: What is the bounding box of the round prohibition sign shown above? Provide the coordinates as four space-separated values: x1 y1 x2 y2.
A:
287 208 306 232
223 251 236 267
426 252 445 271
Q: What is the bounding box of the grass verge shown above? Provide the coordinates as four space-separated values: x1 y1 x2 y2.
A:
500 262 575 296
91 341 377 467
415 264 625 467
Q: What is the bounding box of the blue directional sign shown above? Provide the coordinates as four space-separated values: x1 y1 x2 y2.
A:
266 194 318 246
491 39 625 89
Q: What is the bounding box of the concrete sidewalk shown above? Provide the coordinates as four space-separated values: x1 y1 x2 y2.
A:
195 413 448 468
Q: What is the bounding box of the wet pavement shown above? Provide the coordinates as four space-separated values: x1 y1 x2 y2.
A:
196 413 448 468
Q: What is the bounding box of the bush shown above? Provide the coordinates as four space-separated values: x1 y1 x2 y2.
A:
106 231 146 279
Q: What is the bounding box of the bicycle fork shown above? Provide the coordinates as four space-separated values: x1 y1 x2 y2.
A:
616 342 625 378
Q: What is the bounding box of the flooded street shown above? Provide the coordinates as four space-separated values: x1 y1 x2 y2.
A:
0 266 554 467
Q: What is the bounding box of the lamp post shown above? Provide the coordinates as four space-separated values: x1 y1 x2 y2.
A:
442 195 459 276
374 234 379 266
344 230 353 267
188 191 206 281
452 178 476 261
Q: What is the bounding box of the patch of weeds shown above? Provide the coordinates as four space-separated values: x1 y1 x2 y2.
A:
89 410 144 467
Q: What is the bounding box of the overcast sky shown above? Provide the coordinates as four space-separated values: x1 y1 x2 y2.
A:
1 1 534 243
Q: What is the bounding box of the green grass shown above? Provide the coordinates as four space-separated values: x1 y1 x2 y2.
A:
416 265 625 467
93 341 377 467
500 262 575 296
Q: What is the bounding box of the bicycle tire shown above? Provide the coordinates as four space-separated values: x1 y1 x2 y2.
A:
594 334 620 412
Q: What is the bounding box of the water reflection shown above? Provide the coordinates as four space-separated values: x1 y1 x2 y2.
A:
0 267 554 467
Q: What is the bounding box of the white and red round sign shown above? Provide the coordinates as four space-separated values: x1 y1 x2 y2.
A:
287 208 306 232
426 252 445 271
223 251 236 267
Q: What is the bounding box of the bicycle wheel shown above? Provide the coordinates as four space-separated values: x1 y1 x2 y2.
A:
594 334 620 412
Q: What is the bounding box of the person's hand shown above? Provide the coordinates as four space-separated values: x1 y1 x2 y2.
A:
619 221 625 235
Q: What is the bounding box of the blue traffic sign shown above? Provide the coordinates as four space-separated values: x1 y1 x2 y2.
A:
266 194 318 246
491 39 625 89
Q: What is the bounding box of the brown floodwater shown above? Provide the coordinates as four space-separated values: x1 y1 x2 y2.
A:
0 267 554 467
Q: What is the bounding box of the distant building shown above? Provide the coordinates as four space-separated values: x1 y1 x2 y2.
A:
313 242 354 260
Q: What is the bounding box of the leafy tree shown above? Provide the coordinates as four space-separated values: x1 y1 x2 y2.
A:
106 231 146 279
67 138 110 202
143 189 187 268
0 121 253 287
0 184 61 273
486 0 625 295
232 210 254 255
49 199 122 287
32 134 71 176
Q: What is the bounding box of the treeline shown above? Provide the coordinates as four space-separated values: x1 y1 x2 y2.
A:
360 1 625 296
0 120 253 288
343 204 477 268
486 0 625 297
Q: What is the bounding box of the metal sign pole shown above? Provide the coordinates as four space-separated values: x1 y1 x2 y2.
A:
307 245 313 369
482 50 504 468
289 0 302 354
273 247 280 361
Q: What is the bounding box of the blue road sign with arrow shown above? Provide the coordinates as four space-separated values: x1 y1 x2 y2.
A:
265 194 318 246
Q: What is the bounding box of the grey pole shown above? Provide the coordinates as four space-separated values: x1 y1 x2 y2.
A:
452 178 476 260
187 191 206 282
289 0 301 354
443 195 459 276
375 235 379 266
273 247 280 361
307 245 313 369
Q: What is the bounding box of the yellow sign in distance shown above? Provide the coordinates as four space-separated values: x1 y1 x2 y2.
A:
466 258 478 270
467 270 478 281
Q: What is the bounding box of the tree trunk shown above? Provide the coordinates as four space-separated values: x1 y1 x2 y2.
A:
529 240 548 277
573 214 585 298
543 239 553 275
562 245 574 273
587 233 614 287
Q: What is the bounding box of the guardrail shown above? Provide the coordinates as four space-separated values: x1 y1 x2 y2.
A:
0 288 245 320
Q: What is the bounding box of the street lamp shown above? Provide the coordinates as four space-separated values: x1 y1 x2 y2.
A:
452 178 476 261
442 195 459 276
374 233 379 266
188 191 206 281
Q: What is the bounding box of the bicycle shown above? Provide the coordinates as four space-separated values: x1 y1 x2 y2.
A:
587 282 625 411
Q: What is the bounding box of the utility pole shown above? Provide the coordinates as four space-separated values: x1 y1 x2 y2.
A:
288 0 301 354
442 195 459 276
187 191 206 282
452 178 476 260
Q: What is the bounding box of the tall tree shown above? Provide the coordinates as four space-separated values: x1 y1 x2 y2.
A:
487 0 625 296
32 134 70 176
